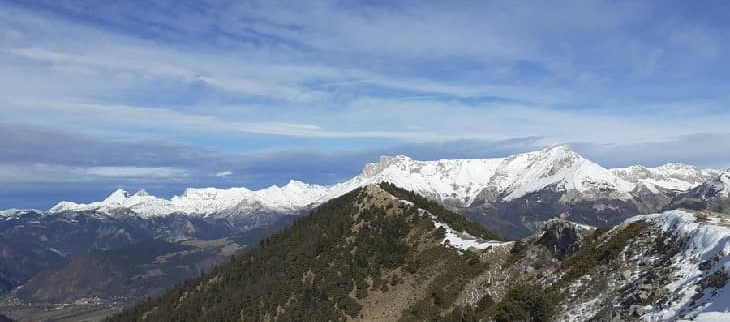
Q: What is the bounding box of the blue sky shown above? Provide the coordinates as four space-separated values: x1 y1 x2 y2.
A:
1 0 730 209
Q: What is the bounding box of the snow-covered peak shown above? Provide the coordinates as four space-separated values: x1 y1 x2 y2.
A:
543 143 578 156
179 187 251 200
327 145 633 205
0 208 28 218
132 189 149 197
327 146 717 207
46 146 719 218
252 180 329 209
612 163 720 192
49 182 330 217
329 154 505 205
360 155 414 178
495 145 633 200
103 189 130 205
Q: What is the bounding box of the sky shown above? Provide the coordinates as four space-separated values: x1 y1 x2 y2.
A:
1 0 730 209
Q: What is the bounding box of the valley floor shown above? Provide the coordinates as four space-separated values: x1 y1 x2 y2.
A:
1 302 122 322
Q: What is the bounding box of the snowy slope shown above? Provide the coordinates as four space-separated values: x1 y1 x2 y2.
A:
626 210 730 320
329 145 712 206
327 155 504 206
47 145 718 217
708 171 730 198
557 209 730 321
612 163 721 193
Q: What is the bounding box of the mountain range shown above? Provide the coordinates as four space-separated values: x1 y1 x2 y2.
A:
35 144 725 238
108 183 730 321
2 145 729 321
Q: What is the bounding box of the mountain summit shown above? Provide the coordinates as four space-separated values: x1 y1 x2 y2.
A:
44 146 720 238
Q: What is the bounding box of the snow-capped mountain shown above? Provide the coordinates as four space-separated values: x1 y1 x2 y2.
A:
330 145 638 206
47 145 719 226
667 170 730 213
611 163 721 193
102 184 730 322
329 145 717 207
50 180 329 218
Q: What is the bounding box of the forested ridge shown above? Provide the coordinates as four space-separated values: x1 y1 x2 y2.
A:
107 184 552 322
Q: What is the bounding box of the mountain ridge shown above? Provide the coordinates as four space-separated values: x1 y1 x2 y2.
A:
38 145 720 219
106 183 730 322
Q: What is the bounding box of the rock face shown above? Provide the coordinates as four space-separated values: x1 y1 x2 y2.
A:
537 219 594 259
555 210 730 321
667 170 730 213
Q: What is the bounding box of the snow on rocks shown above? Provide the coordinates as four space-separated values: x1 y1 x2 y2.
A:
376 183 506 253
626 210 730 321
432 220 507 251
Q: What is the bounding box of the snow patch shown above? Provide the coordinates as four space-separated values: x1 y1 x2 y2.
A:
628 210 730 320
432 220 506 251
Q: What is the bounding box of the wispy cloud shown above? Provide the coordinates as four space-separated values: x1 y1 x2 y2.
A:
1 0 730 208
215 171 233 178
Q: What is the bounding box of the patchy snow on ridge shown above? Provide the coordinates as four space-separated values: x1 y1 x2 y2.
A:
432 220 506 251
626 210 730 321
376 183 506 252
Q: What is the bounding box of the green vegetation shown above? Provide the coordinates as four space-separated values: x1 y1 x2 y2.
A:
441 281 559 322
112 183 640 322
109 188 369 321
108 185 494 322
505 239 528 266
490 284 559 322
561 221 649 280
379 182 502 240
399 247 488 322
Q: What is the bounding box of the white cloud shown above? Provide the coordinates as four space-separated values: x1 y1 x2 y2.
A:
0 1 728 162
215 171 233 177
0 164 187 184
85 167 186 178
